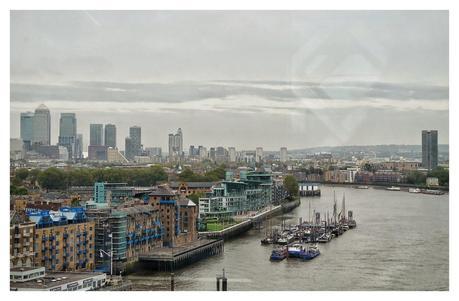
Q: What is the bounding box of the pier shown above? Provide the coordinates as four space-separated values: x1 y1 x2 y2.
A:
299 183 321 197
138 238 224 271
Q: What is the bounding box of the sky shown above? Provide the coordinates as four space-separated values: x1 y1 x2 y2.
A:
10 10 449 151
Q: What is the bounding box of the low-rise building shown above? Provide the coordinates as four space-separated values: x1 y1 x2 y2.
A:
10 267 107 291
10 222 35 268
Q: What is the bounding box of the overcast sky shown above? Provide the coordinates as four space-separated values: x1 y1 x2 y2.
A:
10 11 449 151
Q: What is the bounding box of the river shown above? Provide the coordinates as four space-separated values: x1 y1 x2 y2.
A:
126 185 449 291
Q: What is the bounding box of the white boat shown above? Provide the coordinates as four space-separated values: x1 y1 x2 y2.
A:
355 185 369 189
408 188 421 193
386 186 401 191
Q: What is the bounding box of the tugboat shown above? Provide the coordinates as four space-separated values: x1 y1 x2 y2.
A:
299 244 320 260
270 246 288 261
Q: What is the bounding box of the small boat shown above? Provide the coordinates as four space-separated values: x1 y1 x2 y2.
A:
270 246 288 261
386 186 401 191
355 185 369 189
317 233 332 243
299 244 320 260
348 219 357 229
277 234 295 245
409 188 421 193
261 237 274 245
422 189 445 195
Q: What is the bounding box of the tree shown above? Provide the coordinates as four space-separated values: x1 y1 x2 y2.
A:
15 168 29 182
188 192 205 205
406 171 426 186
37 168 67 191
283 175 299 197
428 167 449 186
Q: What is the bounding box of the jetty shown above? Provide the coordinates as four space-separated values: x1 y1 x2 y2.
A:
138 238 224 271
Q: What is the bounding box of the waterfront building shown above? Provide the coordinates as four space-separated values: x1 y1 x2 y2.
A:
104 124 117 148
168 128 183 162
89 124 104 146
380 161 421 172
280 147 288 163
32 104 51 146
20 112 34 149
255 147 264 163
26 207 96 272
422 130 438 170
58 113 77 160
198 171 273 219
148 186 198 247
10 267 107 291
10 221 35 268
107 147 128 163
168 182 214 197
228 147 237 162
372 170 403 184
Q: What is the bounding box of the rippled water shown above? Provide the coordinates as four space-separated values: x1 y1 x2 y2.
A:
127 186 449 291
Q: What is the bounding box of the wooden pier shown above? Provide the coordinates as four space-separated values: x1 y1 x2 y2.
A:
138 238 224 271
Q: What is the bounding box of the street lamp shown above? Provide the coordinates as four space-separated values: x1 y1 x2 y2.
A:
99 233 113 277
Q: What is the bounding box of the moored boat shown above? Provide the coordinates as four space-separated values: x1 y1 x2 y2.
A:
409 188 421 193
270 246 288 261
299 244 320 260
386 186 401 191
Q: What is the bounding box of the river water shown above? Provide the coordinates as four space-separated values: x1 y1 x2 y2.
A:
126 185 449 291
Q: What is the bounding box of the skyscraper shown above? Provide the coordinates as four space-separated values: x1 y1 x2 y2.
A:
129 126 142 156
20 111 34 149
104 124 117 148
168 128 183 162
255 147 264 163
280 147 288 163
125 136 134 161
58 113 77 160
228 147 237 162
422 130 438 170
32 104 51 146
75 134 83 159
90 124 104 146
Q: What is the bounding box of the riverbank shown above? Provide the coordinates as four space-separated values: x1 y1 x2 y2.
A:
198 198 301 240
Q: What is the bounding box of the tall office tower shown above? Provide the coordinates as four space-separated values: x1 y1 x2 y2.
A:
168 128 184 162
175 128 183 156
216 146 228 163
255 147 264 163
422 130 438 170
198 146 208 160
104 124 117 148
90 124 104 146
280 147 288 163
125 136 134 161
129 126 142 156
189 145 196 158
75 134 83 159
209 147 216 162
32 104 51 146
20 111 34 150
228 147 237 162
58 113 77 160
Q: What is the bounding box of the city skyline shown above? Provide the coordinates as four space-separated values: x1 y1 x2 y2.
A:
10 11 449 149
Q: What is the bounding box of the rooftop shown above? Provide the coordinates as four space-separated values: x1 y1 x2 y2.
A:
10 271 106 290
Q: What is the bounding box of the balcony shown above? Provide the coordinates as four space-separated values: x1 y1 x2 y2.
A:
23 232 31 237
14 234 21 238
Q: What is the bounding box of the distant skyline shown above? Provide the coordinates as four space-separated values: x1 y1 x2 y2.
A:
10 11 449 149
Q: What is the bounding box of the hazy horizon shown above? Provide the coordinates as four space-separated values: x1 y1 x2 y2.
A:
10 11 449 151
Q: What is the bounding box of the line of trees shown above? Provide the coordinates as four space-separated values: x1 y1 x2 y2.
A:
11 166 168 192
178 165 226 182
